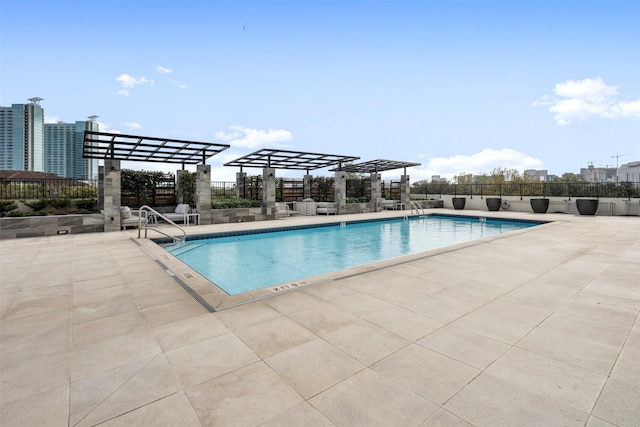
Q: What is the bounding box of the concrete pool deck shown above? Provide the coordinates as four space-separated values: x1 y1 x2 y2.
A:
1 209 638 426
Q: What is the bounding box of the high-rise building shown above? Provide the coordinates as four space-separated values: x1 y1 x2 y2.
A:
524 169 549 182
44 118 99 180
0 98 45 172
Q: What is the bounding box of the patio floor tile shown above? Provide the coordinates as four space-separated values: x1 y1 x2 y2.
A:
310 368 438 426
265 338 364 399
186 362 303 426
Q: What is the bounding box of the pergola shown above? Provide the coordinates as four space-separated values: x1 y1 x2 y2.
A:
83 131 230 166
224 148 359 173
331 158 422 211
225 149 360 215
331 158 421 175
83 131 230 230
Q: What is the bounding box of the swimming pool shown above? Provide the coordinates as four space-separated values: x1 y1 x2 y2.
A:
164 214 542 295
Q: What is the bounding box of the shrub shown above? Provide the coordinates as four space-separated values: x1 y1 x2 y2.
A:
211 198 261 209
347 197 368 204
49 198 71 209
25 210 48 216
75 198 97 211
0 201 18 216
24 199 47 210
6 210 24 217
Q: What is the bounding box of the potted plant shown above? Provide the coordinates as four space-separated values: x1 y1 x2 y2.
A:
486 197 502 211
485 185 501 211
452 186 465 210
530 198 550 213
576 199 599 215
575 183 599 215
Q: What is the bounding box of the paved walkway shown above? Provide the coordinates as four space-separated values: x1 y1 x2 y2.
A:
1 210 638 426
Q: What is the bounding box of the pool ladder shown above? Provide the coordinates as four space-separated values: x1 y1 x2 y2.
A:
409 201 425 216
137 205 187 245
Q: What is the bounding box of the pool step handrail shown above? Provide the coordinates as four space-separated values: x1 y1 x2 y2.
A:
409 201 425 216
137 205 187 244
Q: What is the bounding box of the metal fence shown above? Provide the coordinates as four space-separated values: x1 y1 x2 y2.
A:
211 181 237 197
0 178 98 200
414 182 640 199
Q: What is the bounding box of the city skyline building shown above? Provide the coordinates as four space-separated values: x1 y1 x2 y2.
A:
0 98 45 172
0 99 99 180
44 118 99 181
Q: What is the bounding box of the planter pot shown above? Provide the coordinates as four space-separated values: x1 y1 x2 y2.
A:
576 199 599 215
530 198 550 214
452 197 466 210
486 197 502 211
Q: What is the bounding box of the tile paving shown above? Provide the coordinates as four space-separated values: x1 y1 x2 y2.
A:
1 209 638 426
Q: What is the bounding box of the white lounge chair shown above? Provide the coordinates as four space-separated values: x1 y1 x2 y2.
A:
120 206 148 230
316 202 337 215
275 202 289 219
161 204 191 224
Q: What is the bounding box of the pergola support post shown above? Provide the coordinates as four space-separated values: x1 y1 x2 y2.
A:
236 172 247 199
176 169 188 204
196 164 212 225
303 174 313 200
400 174 411 208
263 167 276 217
103 159 121 232
371 173 382 212
335 170 347 214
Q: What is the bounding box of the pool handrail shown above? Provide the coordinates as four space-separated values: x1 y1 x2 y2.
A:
409 201 425 216
137 205 187 244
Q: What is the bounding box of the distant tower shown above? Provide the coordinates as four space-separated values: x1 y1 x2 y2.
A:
44 116 100 180
0 98 45 171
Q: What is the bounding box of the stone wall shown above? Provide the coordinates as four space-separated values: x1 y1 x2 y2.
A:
0 214 104 239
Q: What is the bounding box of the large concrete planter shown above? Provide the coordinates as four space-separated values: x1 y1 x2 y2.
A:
530 198 550 213
486 197 502 212
576 199 599 215
452 197 466 210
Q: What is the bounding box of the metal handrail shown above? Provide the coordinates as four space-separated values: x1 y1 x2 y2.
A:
409 201 425 216
137 205 186 244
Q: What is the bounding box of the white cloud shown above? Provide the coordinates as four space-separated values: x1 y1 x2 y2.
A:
44 115 61 124
96 121 121 134
215 125 293 148
124 122 141 130
115 73 154 95
166 78 187 89
533 77 640 125
405 148 544 181
156 66 172 74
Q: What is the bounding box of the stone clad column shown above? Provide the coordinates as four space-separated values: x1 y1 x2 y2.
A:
335 171 347 214
196 164 212 225
98 165 105 213
400 174 410 208
263 167 276 217
176 169 188 204
236 172 247 199
371 173 382 212
303 174 313 200
103 159 121 232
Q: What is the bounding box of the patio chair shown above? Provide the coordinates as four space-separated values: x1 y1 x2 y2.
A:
161 203 191 224
120 206 148 230
275 202 290 219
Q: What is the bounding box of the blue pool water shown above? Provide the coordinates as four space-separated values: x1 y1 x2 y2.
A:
165 215 541 295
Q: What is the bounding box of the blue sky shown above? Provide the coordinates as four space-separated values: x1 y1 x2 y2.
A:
1 0 639 182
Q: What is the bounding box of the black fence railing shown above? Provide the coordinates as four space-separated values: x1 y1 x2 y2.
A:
0 178 98 200
211 181 237 197
413 182 640 199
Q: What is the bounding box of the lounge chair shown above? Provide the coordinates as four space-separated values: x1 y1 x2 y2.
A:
380 199 397 210
161 204 191 224
316 202 337 215
275 202 290 219
120 206 148 230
